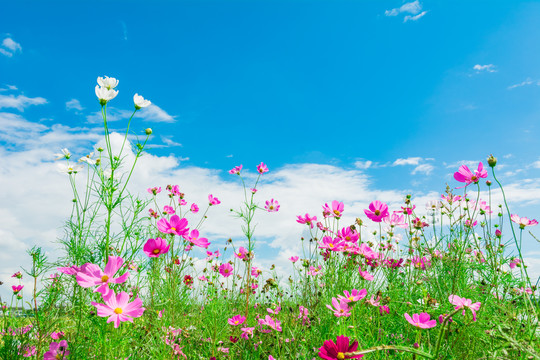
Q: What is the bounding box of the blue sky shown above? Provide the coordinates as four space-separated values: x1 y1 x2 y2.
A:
1 1 540 298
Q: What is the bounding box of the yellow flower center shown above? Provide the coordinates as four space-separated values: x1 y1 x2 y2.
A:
349 296 354 301
101 275 109 282
333 210 340 216
114 307 123 314
170 227 176 232
234 320 239 324
56 354 63 360
337 352 345 360
375 210 380 216
329 243 334 248
153 248 160 254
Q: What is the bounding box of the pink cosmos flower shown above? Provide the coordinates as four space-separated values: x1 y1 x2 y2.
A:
412 217 429 230
510 214 538 229
509 258 521 269
183 229 210 248
307 265 323 276
265 199 280 212
358 268 374 281
448 294 481 321
318 236 345 252
326 298 351 317
43 340 70 360
228 314 246 326
337 227 359 242
296 213 317 228
163 205 175 214
257 162 269 174
322 200 345 218
12 271 22 279
76 256 129 294
464 219 477 228
12 285 23 294
250 188 257 194
234 247 248 259
178 198 187 206
365 295 381 307
364 201 389 222
251 266 262 277
208 194 221 205
258 315 282 332
338 289 367 303
241 327 255 339
157 215 189 236
318 335 363 360
20 345 37 358
289 256 299 263
190 203 199 213
143 237 170 258
147 187 161 195
91 289 145 328
50 331 65 340
359 243 378 261
411 256 431 270
219 263 233 277
57 265 81 275
404 312 437 329
298 306 310 326
453 162 488 187
379 305 390 315
229 165 243 175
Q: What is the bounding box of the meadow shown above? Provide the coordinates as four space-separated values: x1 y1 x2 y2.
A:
1 77 539 359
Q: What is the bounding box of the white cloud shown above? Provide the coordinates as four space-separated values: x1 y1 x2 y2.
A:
86 104 176 123
142 104 176 123
1 37 22 57
445 160 481 169
386 1 427 21
412 164 434 175
161 135 183 147
508 78 540 90
0 85 18 92
354 160 372 169
0 94 47 111
66 98 84 111
393 157 423 166
532 159 540 169
473 64 497 73
404 11 428 22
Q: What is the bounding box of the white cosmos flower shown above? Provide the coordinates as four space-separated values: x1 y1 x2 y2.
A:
79 152 96 165
57 163 84 174
54 148 71 160
95 85 118 104
97 76 119 90
133 94 151 109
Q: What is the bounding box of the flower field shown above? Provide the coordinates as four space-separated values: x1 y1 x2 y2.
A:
1 77 539 359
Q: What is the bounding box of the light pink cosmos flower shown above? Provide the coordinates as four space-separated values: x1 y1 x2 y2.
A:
289 256 299 263
163 205 175 214
57 265 82 275
338 289 367 303
404 312 437 329
298 306 310 326
318 236 345 252
322 200 345 218
183 229 210 249
307 265 323 276
143 237 170 258
365 295 381 307
157 215 189 236
296 213 317 228
257 162 269 174
258 315 282 332
219 263 233 277
241 327 255 339
12 285 23 294
326 297 351 317
229 165 243 175
359 243 378 261
50 331 65 340
448 294 481 321
208 194 221 205
43 340 69 360
364 201 389 222
234 246 248 259
91 289 145 328
190 203 199 213
509 258 521 269
250 188 257 194
453 162 488 187
383 213 407 229
510 214 538 229
379 305 390 315
251 266 262 277
147 186 161 195
228 314 246 326
12 271 22 279
76 256 129 294
178 198 187 206
358 268 374 281
265 199 280 212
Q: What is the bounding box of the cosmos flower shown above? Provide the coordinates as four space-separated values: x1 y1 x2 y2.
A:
91 289 145 328
133 93 151 109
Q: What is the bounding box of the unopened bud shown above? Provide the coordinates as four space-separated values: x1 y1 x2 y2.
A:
487 154 497 167
145 128 152 135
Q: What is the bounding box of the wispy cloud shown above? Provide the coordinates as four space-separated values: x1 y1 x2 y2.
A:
86 104 176 123
532 159 540 169
161 135 183 147
385 1 428 22
66 99 84 111
0 37 22 57
508 78 540 90
354 160 372 169
473 64 497 73
0 94 47 111
142 104 176 123
121 21 128 41
393 157 423 166
0 85 18 92
412 164 434 175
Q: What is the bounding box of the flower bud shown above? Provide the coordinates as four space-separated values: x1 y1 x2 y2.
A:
487 154 497 167
145 128 152 135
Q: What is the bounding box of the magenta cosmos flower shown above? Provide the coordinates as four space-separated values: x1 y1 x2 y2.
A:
404 312 437 329
208 194 221 205
257 162 269 174
229 164 243 175
43 340 69 360
228 314 246 326
219 263 233 277
511 214 538 229
91 289 145 328
318 335 363 360
258 315 282 332
338 288 367 303
448 294 481 321
326 297 351 317
76 256 129 294
157 215 189 236
143 237 170 258
12 285 23 294
322 200 345 218
364 201 389 222
296 213 317 228
183 229 211 248
265 199 280 212
453 162 488 187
